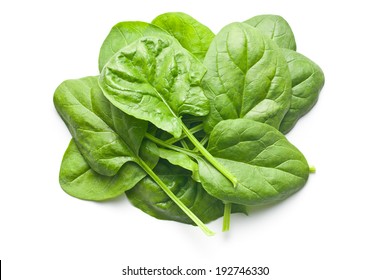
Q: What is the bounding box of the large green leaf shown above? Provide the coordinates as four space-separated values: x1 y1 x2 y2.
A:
54 76 148 176
127 160 246 224
199 119 309 205
279 49 325 133
202 22 292 133
244 15 296 50
98 21 168 72
152 12 215 61
59 139 157 201
99 34 209 138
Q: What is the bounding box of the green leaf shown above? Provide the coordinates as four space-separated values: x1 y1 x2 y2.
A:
99 34 209 138
152 12 215 61
98 21 168 72
54 76 214 235
100 33 239 188
59 140 158 201
279 49 325 133
244 15 296 50
54 76 148 176
202 22 292 133
199 119 310 205
126 160 246 224
157 147 200 182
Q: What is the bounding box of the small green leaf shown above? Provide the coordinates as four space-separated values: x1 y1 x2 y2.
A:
157 147 200 182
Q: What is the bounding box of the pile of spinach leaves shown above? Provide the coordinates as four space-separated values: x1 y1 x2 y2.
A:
54 12 324 236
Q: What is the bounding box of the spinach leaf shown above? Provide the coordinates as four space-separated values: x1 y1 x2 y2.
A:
244 15 296 50
99 34 209 138
127 160 246 224
59 139 157 201
199 119 309 205
202 22 292 133
279 49 325 133
55 13 323 234
98 22 168 72
100 34 238 188
151 12 215 61
157 147 200 182
54 76 214 235
54 76 148 176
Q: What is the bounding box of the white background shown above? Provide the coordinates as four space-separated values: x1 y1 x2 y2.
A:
1 0 389 279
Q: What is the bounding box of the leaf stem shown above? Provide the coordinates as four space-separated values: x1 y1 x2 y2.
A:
138 158 215 236
165 123 204 145
180 139 190 150
180 121 238 188
145 133 196 158
199 135 209 147
309 165 316 173
193 135 209 153
222 203 232 232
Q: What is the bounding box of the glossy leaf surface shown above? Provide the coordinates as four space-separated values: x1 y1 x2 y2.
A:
244 15 296 50
54 76 216 235
99 35 209 138
279 49 325 133
202 22 292 133
54 76 148 176
60 140 157 201
127 160 246 224
152 12 215 61
98 22 168 72
199 119 309 205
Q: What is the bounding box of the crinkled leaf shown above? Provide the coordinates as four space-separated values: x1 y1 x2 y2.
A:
202 22 292 133
152 12 215 61
126 160 246 224
53 76 148 176
98 21 168 72
244 15 296 50
199 119 309 205
279 49 325 133
99 34 209 138
59 139 158 201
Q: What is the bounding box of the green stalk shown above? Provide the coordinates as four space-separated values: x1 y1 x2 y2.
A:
222 203 232 232
145 133 196 158
193 135 209 153
138 158 215 236
180 139 190 150
165 123 204 145
199 135 209 147
180 121 238 188
147 123 238 188
309 165 316 173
